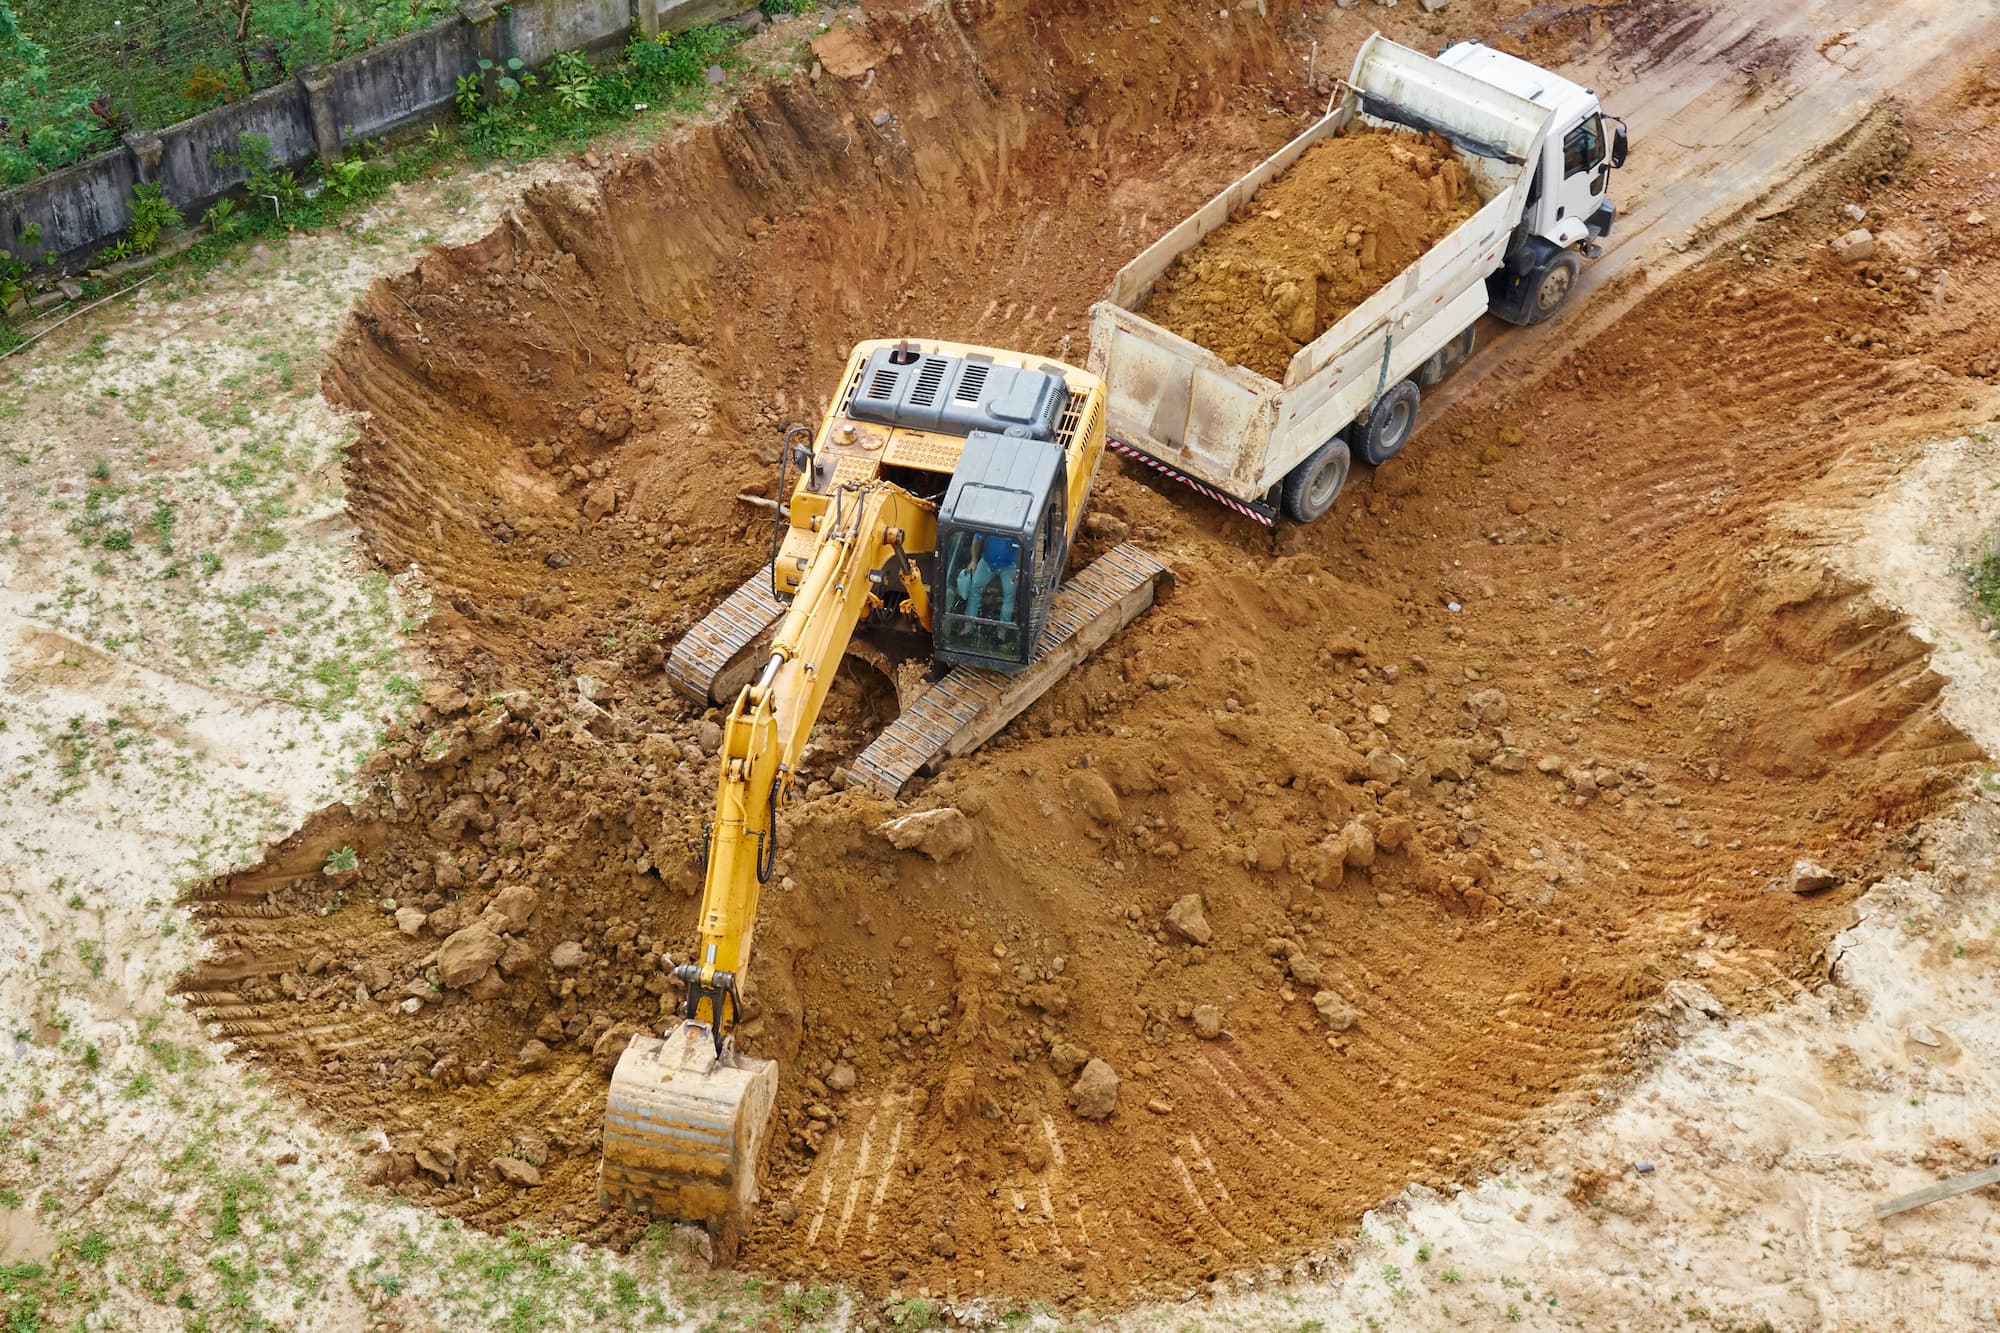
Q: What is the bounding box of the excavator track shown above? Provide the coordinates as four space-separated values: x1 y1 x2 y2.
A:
848 542 1170 798
666 564 786 705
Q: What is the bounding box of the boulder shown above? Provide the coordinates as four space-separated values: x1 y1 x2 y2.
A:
492 1156 542 1188
876 807 974 862
1070 1059 1119 1120
1790 858 1840 894
1164 894 1212 945
437 923 505 989
1066 769 1123 825
1313 991 1359 1032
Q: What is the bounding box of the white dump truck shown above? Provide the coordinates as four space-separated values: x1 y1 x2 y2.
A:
1087 33 1627 524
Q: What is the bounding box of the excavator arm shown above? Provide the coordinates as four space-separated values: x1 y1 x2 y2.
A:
600 480 937 1251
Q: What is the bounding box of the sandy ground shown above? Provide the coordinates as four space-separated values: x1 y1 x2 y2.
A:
4 0 2000 1329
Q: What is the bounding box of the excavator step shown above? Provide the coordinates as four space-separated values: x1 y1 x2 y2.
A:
666 564 786 706
846 543 1171 798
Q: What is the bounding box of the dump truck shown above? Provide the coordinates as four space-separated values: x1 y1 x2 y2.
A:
1088 33 1628 524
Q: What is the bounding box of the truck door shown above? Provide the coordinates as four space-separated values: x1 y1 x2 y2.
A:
1556 113 1609 232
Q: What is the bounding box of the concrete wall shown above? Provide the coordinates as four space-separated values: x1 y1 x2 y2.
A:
329 21 477 144
0 0 755 271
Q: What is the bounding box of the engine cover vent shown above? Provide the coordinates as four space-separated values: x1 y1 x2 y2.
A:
848 348 1068 441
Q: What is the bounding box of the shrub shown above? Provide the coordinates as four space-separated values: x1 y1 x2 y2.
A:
126 182 183 254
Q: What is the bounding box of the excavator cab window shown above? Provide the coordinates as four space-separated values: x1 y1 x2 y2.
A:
938 531 1026 663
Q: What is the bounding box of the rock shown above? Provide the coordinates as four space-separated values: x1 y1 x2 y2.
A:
434 855 464 890
592 1024 645 1074
1365 748 1406 785
1341 820 1376 868
420 723 471 768
1464 688 1510 725
810 27 882 79
1192 1004 1224 1039
1536 754 1565 774
1164 893 1212 945
437 923 505 988
1251 828 1288 873
1790 858 1839 894
1313 991 1358 1032
1490 748 1529 773
1288 955 1323 986
492 1156 542 1188
516 1039 550 1071
1376 815 1415 852
1841 202 1867 223
1418 0 1448 10
1049 1042 1090 1078
1832 228 1876 262
1145 1097 1174 1116
1428 739 1475 782
1069 1059 1119 1120
482 883 538 934
1567 767 1599 800
876 807 974 862
1067 769 1122 825
582 480 617 522
827 1063 858 1093
550 940 588 971
698 719 723 755
928 1231 956 1258
1498 423 1525 447
400 996 423 1015
395 907 428 937
1082 511 1131 543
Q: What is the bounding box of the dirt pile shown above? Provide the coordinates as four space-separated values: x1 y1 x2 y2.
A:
1142 131 1481 380
179 0 1987 1312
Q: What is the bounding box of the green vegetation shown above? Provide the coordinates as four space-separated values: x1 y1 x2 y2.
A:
322 845 357 875
1971 533 2000 623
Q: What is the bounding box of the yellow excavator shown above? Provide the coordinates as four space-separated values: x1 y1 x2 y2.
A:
597 338 1168 1252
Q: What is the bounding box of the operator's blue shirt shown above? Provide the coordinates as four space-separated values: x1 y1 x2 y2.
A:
982 537 1019 572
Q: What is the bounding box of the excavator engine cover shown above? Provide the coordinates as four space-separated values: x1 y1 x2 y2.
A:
846 346 1069 440
600 1020 779 1247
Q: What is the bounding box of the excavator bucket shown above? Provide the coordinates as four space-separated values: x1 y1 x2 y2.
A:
600 1021 779 1254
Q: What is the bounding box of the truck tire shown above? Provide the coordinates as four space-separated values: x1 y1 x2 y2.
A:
1282 436 1352 524
1351 378 1421 466
1523 250 1583 325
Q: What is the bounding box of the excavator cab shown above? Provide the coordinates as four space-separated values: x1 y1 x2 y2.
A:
935 429 1070 671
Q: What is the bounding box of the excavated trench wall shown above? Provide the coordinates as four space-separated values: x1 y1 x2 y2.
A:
184 0 1981 1310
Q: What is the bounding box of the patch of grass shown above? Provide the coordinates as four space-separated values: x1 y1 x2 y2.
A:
1971 536 2000 622
885 1297 942 1330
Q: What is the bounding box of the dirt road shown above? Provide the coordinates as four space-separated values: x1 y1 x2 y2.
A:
162 0 2000 1316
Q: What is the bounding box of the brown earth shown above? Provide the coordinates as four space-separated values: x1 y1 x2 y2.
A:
1142 130 1482 380
178 0 1998 1311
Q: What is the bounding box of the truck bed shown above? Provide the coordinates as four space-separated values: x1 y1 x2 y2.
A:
1088 34 1554 518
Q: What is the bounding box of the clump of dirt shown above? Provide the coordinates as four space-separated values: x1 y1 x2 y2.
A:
180 0 1989 1313
1142 131 1481 380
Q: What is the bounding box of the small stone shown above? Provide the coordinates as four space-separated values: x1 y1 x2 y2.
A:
1505 493 1534 515
1790 858 1839 895
1067 769 1122 825
1313 991 1358 1032
1049 1042 1090 1078
698 719 724 755
395 907 428 937
1832 228 1876 262
1070 1059 1119 1120
1192 1004 1224 1039
1536 754 1565 774
1841 202 1866 223
1164 894 1212 944
492 1156 542 1187
517 1039 550 1071
550 941 588 971
1145 1097 1173 1115
399 996 423 1015
482 883 538 933
928 1230 956 1258
1634 1161 1656 1175
827 1063 858 1092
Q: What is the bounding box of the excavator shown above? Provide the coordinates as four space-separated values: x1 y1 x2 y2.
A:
597 338 1169 1253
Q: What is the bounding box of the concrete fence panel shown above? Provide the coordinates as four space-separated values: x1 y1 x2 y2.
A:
511 0 635 68
330 21 479 145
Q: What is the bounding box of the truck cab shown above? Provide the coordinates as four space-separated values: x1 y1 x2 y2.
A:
1436 41 1628 324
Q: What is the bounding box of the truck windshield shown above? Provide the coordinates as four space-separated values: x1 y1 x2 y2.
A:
939 531 1023 659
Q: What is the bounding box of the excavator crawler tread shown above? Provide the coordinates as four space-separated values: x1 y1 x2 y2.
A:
666 564 786 705
847 543 1170 798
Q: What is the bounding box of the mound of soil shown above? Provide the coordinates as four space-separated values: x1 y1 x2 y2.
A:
1142 131 1481 380
179 0 1981 1312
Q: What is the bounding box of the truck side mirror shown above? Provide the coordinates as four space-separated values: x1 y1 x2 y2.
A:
1610 124 1629 169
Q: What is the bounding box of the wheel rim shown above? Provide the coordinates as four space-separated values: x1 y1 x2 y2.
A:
1307 451 1346 508
1383 398 1414 450
1538 264 1574 312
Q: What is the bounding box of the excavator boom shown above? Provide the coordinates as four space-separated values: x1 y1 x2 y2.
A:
601 482 934 1249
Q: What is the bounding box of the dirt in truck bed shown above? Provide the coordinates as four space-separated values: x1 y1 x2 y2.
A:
176 0 1992 1313
1141 130 1483 381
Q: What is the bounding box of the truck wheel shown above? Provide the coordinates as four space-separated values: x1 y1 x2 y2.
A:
1524 250 1583 325
1282 436 1351 523
1352 378 1421 466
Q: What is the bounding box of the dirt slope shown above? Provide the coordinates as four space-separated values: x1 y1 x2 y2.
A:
179 0 1990 1310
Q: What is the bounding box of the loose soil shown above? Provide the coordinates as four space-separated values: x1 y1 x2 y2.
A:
1142 131 1482 380
177 0 1999 1313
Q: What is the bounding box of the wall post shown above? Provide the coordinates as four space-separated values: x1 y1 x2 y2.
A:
460 0 502 102
122 130 164 186
634 0 661 42
298 68 343 167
